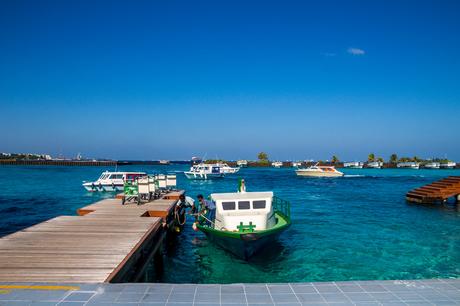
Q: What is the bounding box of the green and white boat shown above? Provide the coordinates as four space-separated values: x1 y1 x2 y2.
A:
195 191 291 259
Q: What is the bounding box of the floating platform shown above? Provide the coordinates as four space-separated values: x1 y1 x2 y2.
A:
406 176 460 204
0 191 183 283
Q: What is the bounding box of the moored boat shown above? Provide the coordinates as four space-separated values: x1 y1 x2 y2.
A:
292 161 303 167
343 161 364 169
367 161 384 169
440 161 456 169
396 162 420 169
237 160 248 167
272 161 283 168
195 190 291 259
82 171 146 192
296 163 344 177
184 163 225 180
424 162 440 169
214 162 240 174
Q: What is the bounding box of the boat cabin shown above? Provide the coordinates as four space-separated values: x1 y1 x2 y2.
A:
211 192 276 232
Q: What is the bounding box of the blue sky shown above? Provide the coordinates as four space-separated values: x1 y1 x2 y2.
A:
1 0 459 161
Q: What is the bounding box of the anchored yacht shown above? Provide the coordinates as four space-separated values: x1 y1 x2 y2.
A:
214 163 240 174
272 161 283 168
396 162 420 169
83 171 146 192
237 160 248 167
424 162 440 169
440 162 456 169
296 163 344 177
184 163 225 180
367 161 384 169
343 161 364 169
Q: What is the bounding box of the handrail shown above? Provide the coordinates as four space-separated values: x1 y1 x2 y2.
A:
273 196 291 220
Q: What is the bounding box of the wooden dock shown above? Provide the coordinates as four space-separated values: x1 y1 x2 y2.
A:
406 176 460 204
0 191 183 283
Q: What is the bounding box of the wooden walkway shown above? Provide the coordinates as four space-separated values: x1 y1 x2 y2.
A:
406 176 460 204
0 191 183 283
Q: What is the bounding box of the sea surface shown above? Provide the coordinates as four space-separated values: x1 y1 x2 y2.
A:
0 165 459 283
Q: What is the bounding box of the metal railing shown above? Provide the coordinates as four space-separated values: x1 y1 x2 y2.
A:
273 196 291 219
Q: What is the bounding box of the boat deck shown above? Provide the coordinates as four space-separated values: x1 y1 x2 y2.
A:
406 176 460 204
0 191 183 283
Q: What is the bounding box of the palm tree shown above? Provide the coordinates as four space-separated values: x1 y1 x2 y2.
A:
257 152 268 162
331 155 339 164
368 153 375 162
390 154 398 164
377 157 384 163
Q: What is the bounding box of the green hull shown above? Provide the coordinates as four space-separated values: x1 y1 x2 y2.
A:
197 212 290 259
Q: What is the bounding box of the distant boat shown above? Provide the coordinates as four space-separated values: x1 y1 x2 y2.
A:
184 163 225 180
367 161 384 169
296 163 344 177
440 162 456 169
396 162 420 169
343 161 364 169
292 161 303 168
159 160 170 165
272 161 283 168
424 162 440 169
82 171 146 192
237 160 248 167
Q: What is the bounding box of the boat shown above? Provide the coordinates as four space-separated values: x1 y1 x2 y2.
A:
343 161 364 168
184 163 225 180
214 162 240 174
195 190 291 259
292 161 303 167
237 160 248 167
295 163 344 177
440 161 456 169
424 162 440 169
82 171 146 192
272 161 283 168
396 162 420 169
367 161 384 169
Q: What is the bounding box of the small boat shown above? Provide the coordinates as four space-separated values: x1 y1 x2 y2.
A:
424 162 440 169
292 161 303 168
440 162 456 169
184 163 225 180
296 163 344 177
195 190 291 259
82 171 146 192
237 160 248 167
396 162 420 169
367 161 384 169
272 161 283 168
343 161 364 169
214 163 240 174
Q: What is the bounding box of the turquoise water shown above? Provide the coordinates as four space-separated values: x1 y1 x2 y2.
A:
0 165 459 283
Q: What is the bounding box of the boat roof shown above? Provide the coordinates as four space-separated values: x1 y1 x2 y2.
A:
102 171 145 174
211 191 273 201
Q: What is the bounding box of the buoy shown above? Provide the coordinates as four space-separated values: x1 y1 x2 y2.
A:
192 222 199 232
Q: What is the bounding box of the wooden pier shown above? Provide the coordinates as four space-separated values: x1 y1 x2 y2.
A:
406 176 460 204
0 191 183 283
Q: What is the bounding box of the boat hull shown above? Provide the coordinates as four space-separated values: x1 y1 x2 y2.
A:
82 183 123 192
184 172 224 180
295 170 343 177
197 212 290 259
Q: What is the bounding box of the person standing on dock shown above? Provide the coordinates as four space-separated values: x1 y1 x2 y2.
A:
197 194 216 226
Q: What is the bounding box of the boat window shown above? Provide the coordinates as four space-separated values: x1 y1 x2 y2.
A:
222 201 236 210
253 200 266 209
238 201 250 210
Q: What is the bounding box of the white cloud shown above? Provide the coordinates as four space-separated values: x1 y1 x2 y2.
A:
347 47 365 55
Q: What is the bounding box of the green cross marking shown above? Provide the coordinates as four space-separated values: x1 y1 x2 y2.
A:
237 222 256 232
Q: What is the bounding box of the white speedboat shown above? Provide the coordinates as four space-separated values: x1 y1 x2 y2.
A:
396 162 420 169
272 161 283 168
83 171 146 192
237 160 248 167
424 162 440 169
343 161 364 168
184 163 225 180
292 161 303 168
440 162 456 169
296 163 344 177
367 161 384 169
215 163 240 174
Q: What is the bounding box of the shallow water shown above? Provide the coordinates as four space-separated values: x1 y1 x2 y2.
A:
0 165 459 283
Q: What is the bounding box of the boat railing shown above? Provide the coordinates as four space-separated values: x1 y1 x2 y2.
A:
273 196 291 220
